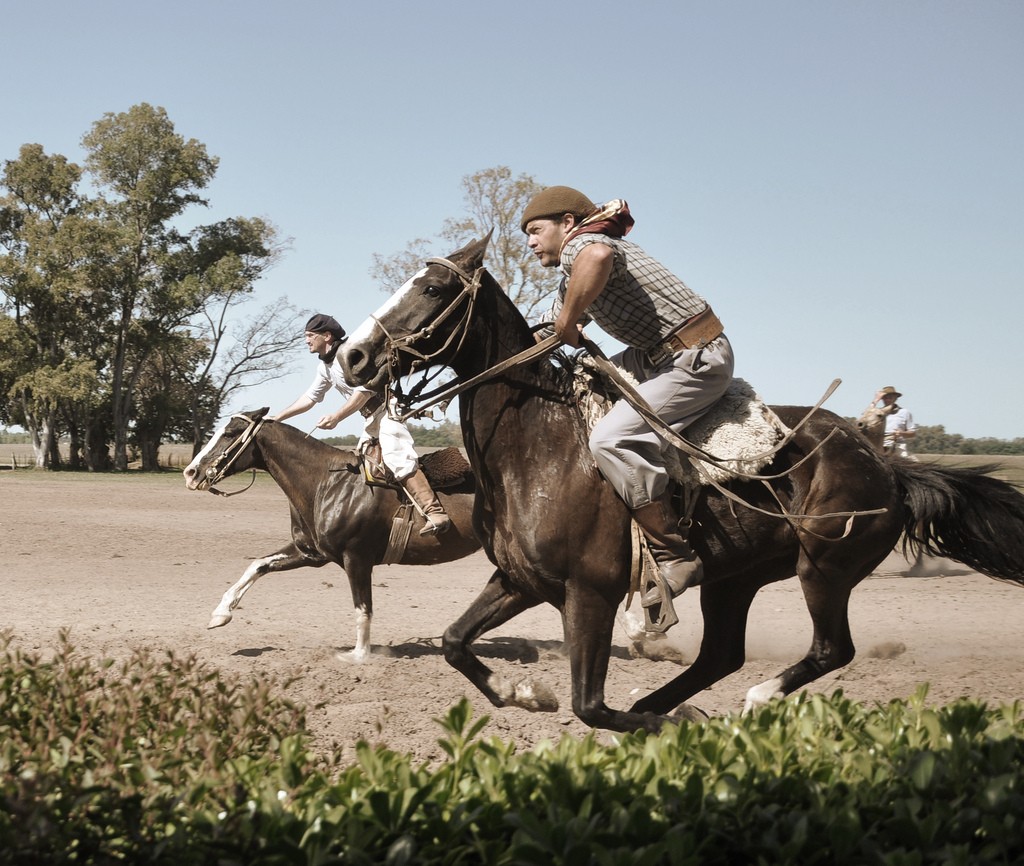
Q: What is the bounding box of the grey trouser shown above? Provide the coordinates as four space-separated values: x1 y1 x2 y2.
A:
589 335 735 508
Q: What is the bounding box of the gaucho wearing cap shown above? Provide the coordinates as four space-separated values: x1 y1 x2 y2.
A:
271 312 451 535
521 185 735 613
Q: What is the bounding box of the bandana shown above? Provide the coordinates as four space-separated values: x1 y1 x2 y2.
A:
560 199 635 254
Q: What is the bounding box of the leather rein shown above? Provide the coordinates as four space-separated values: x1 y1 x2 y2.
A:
381 257 562 422
200 413 262 496
382 258 885 535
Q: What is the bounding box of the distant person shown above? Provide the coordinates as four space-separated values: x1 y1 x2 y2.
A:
272 313 450 535
869 386 917 458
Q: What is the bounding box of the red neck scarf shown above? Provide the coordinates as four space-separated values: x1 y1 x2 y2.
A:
560 199 635 254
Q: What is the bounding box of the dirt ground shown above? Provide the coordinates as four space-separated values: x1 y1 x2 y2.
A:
3 469 1023 765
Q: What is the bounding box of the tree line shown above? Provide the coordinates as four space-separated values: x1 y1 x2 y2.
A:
0 104 303 470
2 121 560 473
11 118 1012 471
320 419 1024 455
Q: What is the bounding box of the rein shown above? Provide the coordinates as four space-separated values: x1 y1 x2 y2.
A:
378 258 885 535
202 413 262 496
579 339 887 532
385 256 563 422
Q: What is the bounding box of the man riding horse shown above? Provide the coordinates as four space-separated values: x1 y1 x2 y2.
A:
522 186 734 605
273 313 450 535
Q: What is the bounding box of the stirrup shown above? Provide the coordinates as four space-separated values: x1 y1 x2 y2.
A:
640 567 680 635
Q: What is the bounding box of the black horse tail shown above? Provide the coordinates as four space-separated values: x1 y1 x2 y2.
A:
891 459 1024 585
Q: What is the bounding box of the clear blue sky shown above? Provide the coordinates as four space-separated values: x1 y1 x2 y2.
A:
4 1 1021 439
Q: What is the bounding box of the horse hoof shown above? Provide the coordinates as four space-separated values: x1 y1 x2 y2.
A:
671 703 709 723
489 674 559 712
335 649 368 663
207 614 232 629
514 679 559 712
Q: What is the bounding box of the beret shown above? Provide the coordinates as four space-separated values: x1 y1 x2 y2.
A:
520 186 596 232
304 313 346 342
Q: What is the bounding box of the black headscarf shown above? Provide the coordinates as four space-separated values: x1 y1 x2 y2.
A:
305 313 346 361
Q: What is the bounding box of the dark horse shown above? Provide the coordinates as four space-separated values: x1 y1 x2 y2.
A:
183 409 480 659
341 236 1024 732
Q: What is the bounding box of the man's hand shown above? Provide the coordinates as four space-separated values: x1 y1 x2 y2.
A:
554 313 584 348
317 413 340 430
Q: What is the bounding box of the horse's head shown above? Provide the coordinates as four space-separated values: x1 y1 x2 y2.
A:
342 233 493 391
183 408 269 492
855 403 894 452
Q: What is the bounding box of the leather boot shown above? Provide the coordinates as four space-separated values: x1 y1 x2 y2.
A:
402 468 451 535
632 496 703 605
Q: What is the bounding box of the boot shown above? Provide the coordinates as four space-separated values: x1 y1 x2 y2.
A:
632 495 703 606
402 468 451 535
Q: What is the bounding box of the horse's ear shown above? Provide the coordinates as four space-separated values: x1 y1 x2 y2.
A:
452 230 493 270
254 407 270 420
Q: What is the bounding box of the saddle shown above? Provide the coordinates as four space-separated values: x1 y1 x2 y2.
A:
359 443 474 565
575 358 791 633
359 441 473 491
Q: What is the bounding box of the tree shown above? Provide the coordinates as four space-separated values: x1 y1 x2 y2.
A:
370 167 560 322
0 143 97 467
81 103 220 470
181 294 305 455
160 215 298 454
1 105 300 470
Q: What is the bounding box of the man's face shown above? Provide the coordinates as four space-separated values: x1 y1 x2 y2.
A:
525 215 573 267
304 330 332 354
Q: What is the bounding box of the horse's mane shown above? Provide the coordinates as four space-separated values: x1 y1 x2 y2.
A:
476 268 577 403
268 419 360 463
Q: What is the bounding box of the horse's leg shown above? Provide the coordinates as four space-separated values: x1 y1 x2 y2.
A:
208 545 322 628
742 540 869 711
336 550 375 663
442 570 556 711
563 584 689 733
629 578 761 715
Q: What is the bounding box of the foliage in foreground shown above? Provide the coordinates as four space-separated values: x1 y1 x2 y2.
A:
1 636 1022 865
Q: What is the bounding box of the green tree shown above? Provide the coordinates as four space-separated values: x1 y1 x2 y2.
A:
160 215 299 457
370 166 560 321
1 105 300 470
0 143 98 468
80 103 220 470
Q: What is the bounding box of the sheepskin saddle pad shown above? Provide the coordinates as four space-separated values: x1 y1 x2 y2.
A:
573 357 791 486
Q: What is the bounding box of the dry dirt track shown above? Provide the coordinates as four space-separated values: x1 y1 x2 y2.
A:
3 470 1023 764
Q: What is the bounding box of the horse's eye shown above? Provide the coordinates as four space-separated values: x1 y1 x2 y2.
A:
424 284 441 298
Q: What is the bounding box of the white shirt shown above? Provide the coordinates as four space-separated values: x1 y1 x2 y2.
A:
303 355 374 405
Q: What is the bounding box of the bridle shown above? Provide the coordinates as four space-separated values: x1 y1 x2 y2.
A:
377 256 561 421
378 257 483 383
200 413 263 496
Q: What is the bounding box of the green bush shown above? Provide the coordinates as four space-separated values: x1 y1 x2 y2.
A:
1 634 1022 864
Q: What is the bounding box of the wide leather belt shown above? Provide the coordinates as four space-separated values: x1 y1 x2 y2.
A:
648 306 724 365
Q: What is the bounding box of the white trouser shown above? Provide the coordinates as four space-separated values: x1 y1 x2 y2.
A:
360 406 420 481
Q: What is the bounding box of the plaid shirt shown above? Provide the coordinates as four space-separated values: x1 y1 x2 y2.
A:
554 234 708 351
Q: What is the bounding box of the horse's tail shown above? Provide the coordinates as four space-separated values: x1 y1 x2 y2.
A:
891 459 1024 585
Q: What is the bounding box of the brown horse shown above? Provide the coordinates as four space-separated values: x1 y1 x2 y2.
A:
183 409 480 659
341 236 1024 732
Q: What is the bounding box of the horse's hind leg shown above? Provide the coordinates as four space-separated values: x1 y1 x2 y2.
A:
338 551 375 662
630 578 761 716
442 570 555 711
208 545 321 628
743 561 859 712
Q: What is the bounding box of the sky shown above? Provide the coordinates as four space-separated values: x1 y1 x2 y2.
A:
3 0 1022 440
